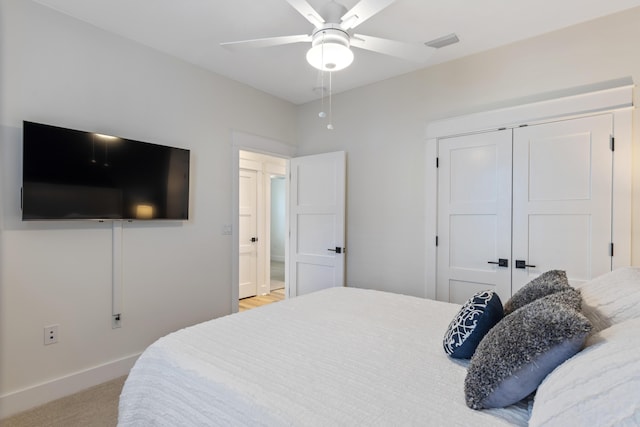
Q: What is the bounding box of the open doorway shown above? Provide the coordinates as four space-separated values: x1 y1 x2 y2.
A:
238 150 287 305
269 175 286 292
231 132 296 314
232 134 346 312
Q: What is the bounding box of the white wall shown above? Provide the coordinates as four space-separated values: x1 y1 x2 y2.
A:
0 0 296 417
295 7 640 297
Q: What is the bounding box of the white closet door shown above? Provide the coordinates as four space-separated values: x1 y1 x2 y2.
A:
512 115 613 292
437 130 513 304
239 169 258 299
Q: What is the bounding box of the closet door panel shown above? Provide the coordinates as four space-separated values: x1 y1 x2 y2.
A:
437 130 512 304
512 115 613 292
527 214 592 279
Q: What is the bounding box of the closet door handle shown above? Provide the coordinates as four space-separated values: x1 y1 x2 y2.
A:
328 247 343 254
250 237 258 242
487 258 508 267
515 260 535 269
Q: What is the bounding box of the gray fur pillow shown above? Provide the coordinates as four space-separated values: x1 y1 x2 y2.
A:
464 296 591 409
503 270 570 315
541 287 583 311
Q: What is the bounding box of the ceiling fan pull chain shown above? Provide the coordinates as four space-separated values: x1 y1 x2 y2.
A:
327 71 334 130
318 69 326 119
320 69 325 117
319 32 327 120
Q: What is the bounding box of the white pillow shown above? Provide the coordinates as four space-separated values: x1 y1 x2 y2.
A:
574 267 640 332
529 317 640 426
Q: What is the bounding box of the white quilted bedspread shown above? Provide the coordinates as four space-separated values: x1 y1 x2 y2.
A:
118 287 529 426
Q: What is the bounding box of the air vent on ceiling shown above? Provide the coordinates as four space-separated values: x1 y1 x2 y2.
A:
425 33 460 49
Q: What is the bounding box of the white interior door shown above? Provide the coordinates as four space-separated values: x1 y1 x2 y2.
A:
289 151 346 297
512 115 613 292
437 130 513 304
239 169 258 299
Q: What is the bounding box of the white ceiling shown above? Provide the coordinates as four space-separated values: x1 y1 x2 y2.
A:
33 0 640 104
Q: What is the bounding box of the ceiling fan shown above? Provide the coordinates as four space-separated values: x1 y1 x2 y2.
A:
221 0 435 72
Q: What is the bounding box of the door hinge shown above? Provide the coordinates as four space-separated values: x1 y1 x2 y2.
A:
610 136 615 152
610 243 614 257
435 235 439 247
436 157 439 168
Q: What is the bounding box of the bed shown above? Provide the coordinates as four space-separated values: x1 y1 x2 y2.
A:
118 268 640 426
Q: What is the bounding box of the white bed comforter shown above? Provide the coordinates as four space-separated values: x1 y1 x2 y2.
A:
118 287 529 426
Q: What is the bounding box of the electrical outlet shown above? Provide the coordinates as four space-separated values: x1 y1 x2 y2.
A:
44 324 59 345
112 314 122 329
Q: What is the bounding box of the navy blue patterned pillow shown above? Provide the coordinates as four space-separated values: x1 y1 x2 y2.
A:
443 290 504 359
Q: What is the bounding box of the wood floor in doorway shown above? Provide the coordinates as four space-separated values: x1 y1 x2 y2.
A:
239 288 285 312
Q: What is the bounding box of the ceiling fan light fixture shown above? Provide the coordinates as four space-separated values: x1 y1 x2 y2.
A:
306 42 354 71
306 28 353 71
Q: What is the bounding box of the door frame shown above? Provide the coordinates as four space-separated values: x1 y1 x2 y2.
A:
425 80 633 300
231 131 296 313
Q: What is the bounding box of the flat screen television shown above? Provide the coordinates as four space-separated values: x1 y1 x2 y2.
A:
22 121 190 220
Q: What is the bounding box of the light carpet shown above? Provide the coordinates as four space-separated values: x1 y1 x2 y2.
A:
1 376 126 427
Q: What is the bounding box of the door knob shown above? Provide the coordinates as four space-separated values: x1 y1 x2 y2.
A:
250 237 258 242
487 258 508 267
515 260 535 269
328 247 343 254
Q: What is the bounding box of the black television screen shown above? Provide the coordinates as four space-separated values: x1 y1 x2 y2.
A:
22 121 190 220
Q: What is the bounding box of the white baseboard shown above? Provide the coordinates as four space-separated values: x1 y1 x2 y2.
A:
0 353 140 419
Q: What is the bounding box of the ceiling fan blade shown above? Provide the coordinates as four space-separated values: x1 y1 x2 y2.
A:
221 34 311 51
340 0 395 30
351 34 435 63
285 0 325 27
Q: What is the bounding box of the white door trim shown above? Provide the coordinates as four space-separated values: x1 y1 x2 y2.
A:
426 78 633 139
231 131 296 313
425 81 633 300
